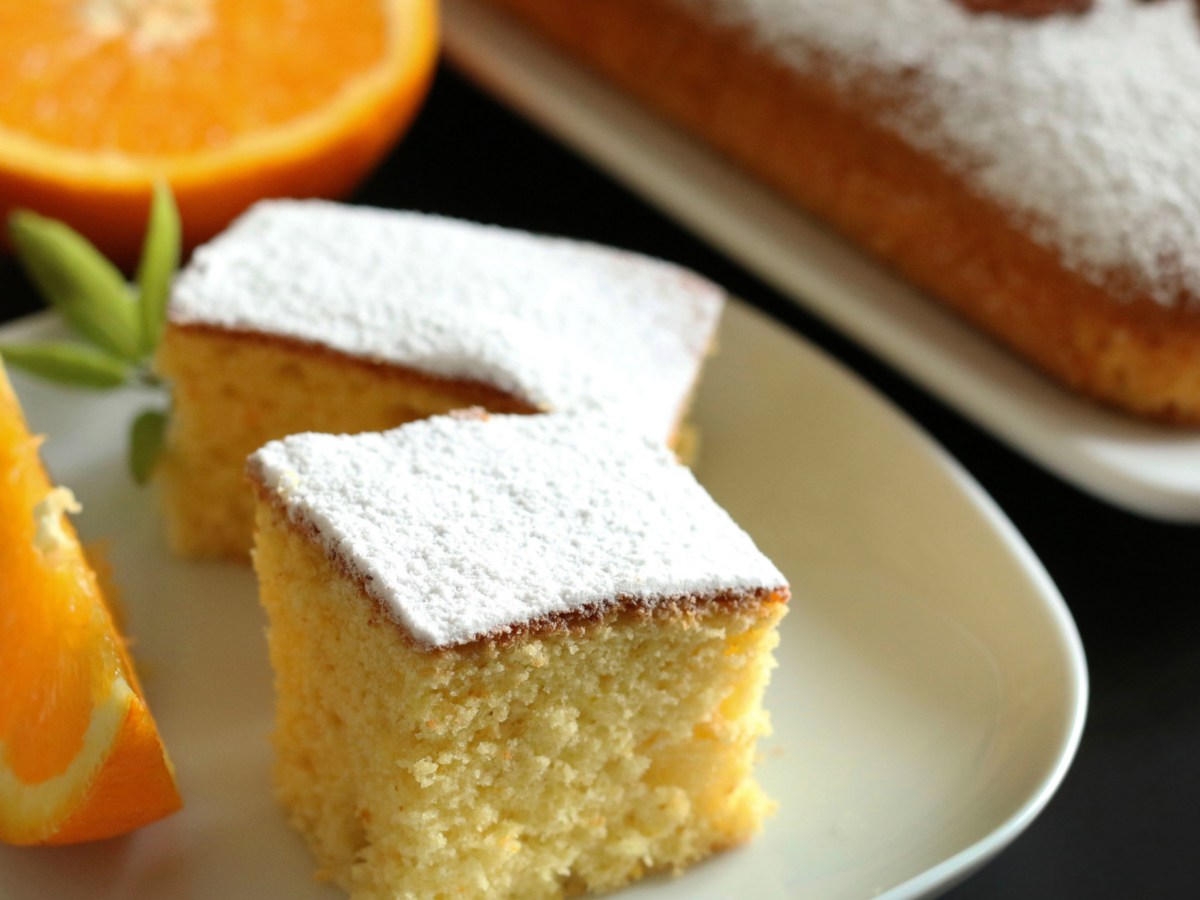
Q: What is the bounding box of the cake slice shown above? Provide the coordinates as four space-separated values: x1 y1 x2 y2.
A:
157 201 723 560
247 412 789 899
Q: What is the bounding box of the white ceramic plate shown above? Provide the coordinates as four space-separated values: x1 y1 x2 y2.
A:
0 302 1086 899
442 0 1200 523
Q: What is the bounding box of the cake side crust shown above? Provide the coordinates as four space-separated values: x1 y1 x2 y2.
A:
248 469 789 653
245 414 790 648
163 321 542 413
479 0 1200 425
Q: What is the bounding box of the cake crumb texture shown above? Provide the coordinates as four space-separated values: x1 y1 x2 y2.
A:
255 500 784 900
156 326 530 560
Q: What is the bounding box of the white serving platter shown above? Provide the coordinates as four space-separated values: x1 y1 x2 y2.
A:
442 0 1200 524
0 302 1085 898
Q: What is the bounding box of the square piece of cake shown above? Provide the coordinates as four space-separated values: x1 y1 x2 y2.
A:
158 201 723 560
247 412 789 899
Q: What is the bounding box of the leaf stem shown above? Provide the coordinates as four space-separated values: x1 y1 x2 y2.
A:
134 366 163 389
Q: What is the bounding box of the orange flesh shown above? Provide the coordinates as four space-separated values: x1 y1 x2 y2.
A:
0 364 179 848
0 377 119 784
0 0 437 266
0 0 389 157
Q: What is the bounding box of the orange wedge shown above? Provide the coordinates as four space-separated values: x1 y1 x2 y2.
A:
0 0 438 266
0 360 181 845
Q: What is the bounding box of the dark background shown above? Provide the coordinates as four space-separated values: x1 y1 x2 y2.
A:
3 65 1197 898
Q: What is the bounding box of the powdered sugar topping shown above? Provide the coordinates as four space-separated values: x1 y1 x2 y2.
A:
170 201 723 441
680 0 1200 304
248 413 787 648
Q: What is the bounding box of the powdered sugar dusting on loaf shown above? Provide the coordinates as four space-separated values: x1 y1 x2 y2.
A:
680 0 1200 304
170 201 722 440
248 413 787 649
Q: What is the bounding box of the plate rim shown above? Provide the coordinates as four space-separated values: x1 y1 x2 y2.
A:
714 302 1089 899
880 460 1089 899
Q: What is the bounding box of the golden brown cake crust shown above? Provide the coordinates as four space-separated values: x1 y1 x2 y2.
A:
248 474 789 653
479 0 1200 425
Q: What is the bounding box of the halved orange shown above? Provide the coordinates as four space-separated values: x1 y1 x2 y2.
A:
0 0 438 266
0 360 181 845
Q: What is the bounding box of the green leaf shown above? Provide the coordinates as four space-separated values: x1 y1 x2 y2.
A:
9 211 142 362
129 408 168 485
0 342 130 388
136 181 180 354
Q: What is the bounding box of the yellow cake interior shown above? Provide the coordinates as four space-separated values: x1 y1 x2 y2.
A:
156 325 533 561
156 325 703 562
253 498 785 900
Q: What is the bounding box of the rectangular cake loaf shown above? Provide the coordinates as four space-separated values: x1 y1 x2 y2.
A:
477 0 1200 424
